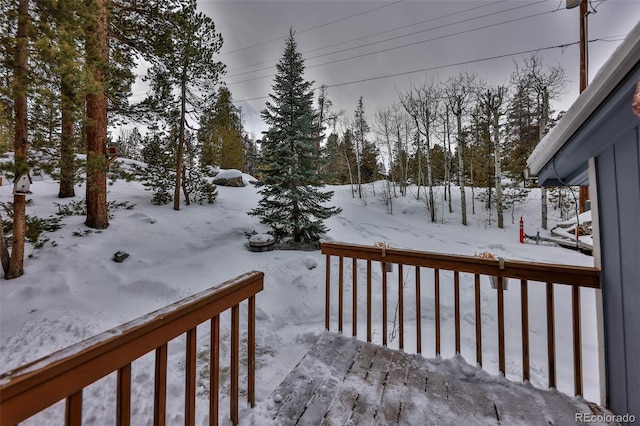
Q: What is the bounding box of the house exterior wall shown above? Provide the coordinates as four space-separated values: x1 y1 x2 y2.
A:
595 124 640 419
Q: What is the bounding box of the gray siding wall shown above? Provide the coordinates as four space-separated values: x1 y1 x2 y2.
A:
596 124 640 419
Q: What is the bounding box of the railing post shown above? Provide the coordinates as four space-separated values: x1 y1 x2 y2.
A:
521 280 530 382
435 269 441 356
497 277 505 376
454 271 460 354
154 344 168 426
325 255 330 331
249 295 256 407
398 264 404 350
382 260 388 346
339 256 344 333
65 390 82 426
366 260 372 343
474 274 482 367
352 258 358 337
572 286 583 396
547 282 556 388
415 267 422 354
185 328 197 426
231 305 239 425
117 363 131 426
210 316 220 426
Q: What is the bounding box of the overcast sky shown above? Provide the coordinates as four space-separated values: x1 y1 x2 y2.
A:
191 0 640 138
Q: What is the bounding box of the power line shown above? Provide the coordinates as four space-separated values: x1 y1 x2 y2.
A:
226 0 507 75
217 0 405 57
227 6 558 86
233 37 620 103
226 0 546 80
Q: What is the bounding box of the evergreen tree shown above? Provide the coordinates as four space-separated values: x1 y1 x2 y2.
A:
137 129 175 205
144 0 224 210
198 87 245 170
353 96 369 198
250 30 341 244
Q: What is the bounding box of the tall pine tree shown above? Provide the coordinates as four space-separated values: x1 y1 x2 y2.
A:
250 29 341 244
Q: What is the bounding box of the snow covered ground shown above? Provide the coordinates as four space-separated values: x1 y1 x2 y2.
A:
0 170 600 424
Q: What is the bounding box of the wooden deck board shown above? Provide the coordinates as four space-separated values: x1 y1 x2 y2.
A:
321 342 377 426
347 346 393 424
264 332 613 425
270 333 354 425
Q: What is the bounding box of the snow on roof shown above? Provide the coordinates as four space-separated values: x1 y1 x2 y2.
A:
527 20 640 177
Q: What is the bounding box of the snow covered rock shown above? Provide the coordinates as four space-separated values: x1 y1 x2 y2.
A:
249 233 275 252
212 169 245 187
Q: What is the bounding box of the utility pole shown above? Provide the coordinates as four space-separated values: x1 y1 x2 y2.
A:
568 0 590 212
578 0 590 213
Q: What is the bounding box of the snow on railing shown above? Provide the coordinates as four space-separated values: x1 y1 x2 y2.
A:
322 242 600 398
0 271 264 426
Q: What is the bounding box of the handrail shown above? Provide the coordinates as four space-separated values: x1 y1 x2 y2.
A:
322 242 600 287
0 270 264 426
322 242 600 398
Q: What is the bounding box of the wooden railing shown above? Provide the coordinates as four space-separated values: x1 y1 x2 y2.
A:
322 242 600 397
0 271 264 426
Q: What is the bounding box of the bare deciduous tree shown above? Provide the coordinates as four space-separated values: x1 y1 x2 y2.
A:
480 86 508 229
400 81 441 222
445 72 477 226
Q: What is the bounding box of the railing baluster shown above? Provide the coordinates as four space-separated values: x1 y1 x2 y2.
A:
248 295 256 407
154 344 167 426
185 328 197 426
398 264 404 350
210 315 220 426
353 258 358 337
497 277 505 376
231 305 239 425
338 256 344 333
366 260 372 343
573 285 582 396
547 282 556 388
382 260 388 346
521 280 530 382
435 268 441 356
415 266 422 354
454 271 460 354
65 390 82 426
474 274 482 367
325 255 330 330
117 363 131 426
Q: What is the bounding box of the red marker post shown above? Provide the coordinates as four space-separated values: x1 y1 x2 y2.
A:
519 216 524 243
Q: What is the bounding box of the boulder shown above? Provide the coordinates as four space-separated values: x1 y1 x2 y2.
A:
213 169 246 187
213 175 245 187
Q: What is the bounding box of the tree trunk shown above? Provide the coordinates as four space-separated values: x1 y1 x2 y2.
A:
493 104 503 229
445 109 452 213
424 123 435 223
59 76 76 198
7 0 29 279
455 109 467 226
0 220 10 277
58 0 75 198
85 0 109 229
174 78 187 210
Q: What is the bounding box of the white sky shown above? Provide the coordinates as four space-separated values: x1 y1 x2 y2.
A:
186 0 640 138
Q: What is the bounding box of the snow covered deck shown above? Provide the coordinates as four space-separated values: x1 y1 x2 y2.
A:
261 332 610 425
